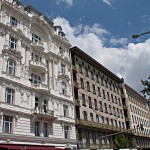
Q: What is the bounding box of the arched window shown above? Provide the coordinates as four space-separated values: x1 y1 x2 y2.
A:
6 59 16 75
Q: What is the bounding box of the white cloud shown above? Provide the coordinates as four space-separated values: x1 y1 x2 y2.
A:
102 0 113 6
53 16 150 94
56 0 73 6
110 37 128 46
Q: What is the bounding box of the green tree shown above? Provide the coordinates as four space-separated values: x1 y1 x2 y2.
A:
141 76 150 97
113 134 133 148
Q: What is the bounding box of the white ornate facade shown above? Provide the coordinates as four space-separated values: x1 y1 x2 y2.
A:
0 0 76 149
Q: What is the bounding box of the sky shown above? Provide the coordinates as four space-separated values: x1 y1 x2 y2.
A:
21 0 150 95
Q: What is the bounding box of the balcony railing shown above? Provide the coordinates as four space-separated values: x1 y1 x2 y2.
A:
31 41 45 52
58 71 70 80
76 119 124 131
29 60 47 73
31 83 49 94
32 107 55 120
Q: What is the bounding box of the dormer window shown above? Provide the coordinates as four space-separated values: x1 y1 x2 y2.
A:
10 16 17 27
32 34 41 42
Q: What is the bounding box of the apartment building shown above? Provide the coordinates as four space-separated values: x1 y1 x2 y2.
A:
122 83 150 148
70 46 126 149
0 0 76 149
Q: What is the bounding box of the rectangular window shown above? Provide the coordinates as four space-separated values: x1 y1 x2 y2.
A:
35 121 40 136
88 96 92 108
103 90 106 99
10 16 17 27
98 87 101 96
111 119 114 126
32 33 41 42
63 105 69 117
104 103 108 113
31 74 41 84
35 97 39 108
101 116 104 124
87 81 90 92
9 36 17 49
61 63 66 74
5 88 14 104
96 115 99 123
113 107 116 116
3 115 13 133
106 118 109 125
111 94 114 103
82 94 86 106
43 123 48 137
43 100 47 113
90 113 93 121
6 59 16 75
91 71 94 80
80 78 84 89
79 64 82 73
64 126 70 139
92 84 96 94
96 74 99 83
115 120 118 127
94 99 98 110
109 105 112 115
85 68 88 77
99 101 103 112
107 92 110 101
83 111 87 120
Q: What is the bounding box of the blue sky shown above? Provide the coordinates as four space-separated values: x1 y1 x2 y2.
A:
21 0 150 93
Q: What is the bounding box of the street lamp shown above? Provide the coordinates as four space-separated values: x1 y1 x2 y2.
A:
132 30 150 38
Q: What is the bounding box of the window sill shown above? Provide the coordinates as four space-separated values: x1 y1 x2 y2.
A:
2 71 20 79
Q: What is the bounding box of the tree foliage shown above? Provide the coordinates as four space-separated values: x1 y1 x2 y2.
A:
141 76 150 97
113 134 133 148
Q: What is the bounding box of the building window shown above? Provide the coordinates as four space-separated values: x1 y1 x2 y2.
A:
109 105 112 115
5 88 15 104
6 59 16 75
43 123 48 137
80 78 84 89
92 132 96 144
64 126 70 139
43 100 47 113
104 103 108 113
96 74 99 83
99 101 103 112
9 36 17 49
10 16 17 27
3 115 13 133
106 118 109 125
32 33 41 42
35 121 40 136
83 111 87 120
63 105 69 117
88 96 92 108
113 107 116 116
105 80 108 88
90 113 93 121
103 90 106 99
61 63 66 74
94 99 98 110
59 47 64 55
111 94 114 103
31 74 41 84
79 64 82 73
101 116 104 124
98 87 101 96
82 94 86 106
61 82 66 94
115 120 118 127
111 119 114 126
92 84 96 94
85 67 88 77
91 71 94 80
107 92 110 100
35 97 39 108
87 81 90 91
96 115 99 123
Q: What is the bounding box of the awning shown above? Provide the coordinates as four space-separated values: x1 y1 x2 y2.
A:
0 144 64 150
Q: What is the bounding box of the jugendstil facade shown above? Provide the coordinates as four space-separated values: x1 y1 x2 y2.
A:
0 0 76 149
122 84 150 148
70 46 126 149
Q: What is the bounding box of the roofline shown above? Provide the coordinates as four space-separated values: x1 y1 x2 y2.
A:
70 46 123 84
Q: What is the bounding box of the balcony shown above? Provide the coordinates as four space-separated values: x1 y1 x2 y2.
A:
76 119 123 131
29 60 47 73
31 83 50 94
58 71 70 81
32 107 56 120
31 41 45 52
